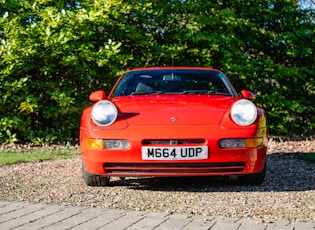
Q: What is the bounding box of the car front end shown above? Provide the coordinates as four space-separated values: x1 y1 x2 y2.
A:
80 67 268 186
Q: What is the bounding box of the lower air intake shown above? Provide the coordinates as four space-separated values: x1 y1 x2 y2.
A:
104 162 245 175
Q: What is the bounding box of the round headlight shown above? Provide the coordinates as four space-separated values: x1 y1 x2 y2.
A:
91 100 118 126
231 99 257 126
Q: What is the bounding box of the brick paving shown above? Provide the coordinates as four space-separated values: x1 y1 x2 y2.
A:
0 201 314 230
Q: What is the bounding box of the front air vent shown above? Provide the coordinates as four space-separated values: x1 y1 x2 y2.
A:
142 139 206 145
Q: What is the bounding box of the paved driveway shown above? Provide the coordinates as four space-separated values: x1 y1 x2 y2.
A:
0 201 314 230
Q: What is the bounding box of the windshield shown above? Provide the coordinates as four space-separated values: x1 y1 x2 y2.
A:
110 69 237 97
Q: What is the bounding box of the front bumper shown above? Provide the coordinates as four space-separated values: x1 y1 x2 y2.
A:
80 124 267 177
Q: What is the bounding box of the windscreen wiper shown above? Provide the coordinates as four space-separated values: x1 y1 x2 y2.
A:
181 90 232 96
181 90 215 94
131 91 164 95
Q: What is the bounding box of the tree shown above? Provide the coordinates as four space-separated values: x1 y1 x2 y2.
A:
0 0 127 142
119 0 315 135
0 0 314 143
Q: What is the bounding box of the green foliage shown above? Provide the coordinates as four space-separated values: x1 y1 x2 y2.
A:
0 0 314 142
0 0 127 142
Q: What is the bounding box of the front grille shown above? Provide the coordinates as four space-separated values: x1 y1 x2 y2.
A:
142 139 206 145
104 162 245 175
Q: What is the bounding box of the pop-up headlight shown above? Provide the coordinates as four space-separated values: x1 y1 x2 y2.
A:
231 99 257 126
91 100 118 126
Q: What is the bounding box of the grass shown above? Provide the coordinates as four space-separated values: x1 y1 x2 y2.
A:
0 147 80 165
303 153 315 163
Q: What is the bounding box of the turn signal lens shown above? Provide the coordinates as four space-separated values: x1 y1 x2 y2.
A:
85 139 104 150
246 137 263 148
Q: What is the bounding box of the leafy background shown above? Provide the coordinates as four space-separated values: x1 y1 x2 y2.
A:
1 0 314 143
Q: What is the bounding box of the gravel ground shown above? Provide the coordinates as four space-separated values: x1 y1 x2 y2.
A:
0 139 314 223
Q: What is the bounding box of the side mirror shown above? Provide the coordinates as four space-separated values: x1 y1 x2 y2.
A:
241 90 255 101
89 90 106 102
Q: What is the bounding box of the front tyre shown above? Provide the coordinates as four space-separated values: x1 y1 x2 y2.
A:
82 166 110 186
238 163 266 185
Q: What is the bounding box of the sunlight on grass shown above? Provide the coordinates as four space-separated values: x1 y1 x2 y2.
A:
0 148 80 165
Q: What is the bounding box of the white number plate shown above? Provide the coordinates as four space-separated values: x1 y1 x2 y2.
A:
142 146 208 160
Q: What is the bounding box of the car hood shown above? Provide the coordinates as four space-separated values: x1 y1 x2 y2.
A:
111 95 236 125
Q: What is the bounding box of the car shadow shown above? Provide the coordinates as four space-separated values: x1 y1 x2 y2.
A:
109 152 315 192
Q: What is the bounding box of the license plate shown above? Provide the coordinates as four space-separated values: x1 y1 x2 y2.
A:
142 146 208 160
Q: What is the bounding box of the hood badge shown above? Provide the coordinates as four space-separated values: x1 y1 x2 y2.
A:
170 117 178 122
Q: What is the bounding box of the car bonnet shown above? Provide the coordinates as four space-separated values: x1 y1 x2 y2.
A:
111 95 236 125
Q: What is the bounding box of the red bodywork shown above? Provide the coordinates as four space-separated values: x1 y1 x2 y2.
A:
80 67 268 183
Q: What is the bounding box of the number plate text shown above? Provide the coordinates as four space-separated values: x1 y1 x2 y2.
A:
142 146 208 160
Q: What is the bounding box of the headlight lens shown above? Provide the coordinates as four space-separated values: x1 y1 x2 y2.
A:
219 139 246 148
91 100 118 126
231 99 257 126
104 140 130 149
219 138 263 148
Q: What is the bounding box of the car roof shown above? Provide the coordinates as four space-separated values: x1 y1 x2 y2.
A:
126 66 220 72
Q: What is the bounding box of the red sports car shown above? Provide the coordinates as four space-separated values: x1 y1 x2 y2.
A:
80 67 268 186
